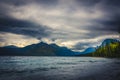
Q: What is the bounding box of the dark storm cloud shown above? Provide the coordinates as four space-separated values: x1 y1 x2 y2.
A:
0 0 58 17
76 0 120 16
0 0 28 6
36 0 58 5
76 0 100 7
75 0 120 33
0 0 58 6
0 0 56 40
99 0 120 18
0 17 50 39
90 15 120 33
102 0 120 7
105 18 120 32
103 19 120 32
76 0 120 7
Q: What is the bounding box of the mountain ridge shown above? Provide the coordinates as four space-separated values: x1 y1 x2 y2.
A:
0 38 119 57
0 42 75 56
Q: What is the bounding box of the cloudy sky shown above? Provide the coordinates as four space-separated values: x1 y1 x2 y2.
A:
0 0 120 51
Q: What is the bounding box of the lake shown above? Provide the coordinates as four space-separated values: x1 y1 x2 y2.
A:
0 56 120 80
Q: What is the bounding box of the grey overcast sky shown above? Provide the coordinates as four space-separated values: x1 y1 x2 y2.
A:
0 0 120 51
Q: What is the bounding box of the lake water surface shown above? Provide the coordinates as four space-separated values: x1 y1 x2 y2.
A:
0 57 120 80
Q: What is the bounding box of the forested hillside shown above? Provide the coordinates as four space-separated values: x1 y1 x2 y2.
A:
87 42 120 57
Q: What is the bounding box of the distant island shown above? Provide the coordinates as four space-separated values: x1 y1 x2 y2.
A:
0 38 120 57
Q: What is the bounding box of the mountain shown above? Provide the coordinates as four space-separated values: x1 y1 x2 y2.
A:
0 45 23 56
74 47 96 56
1 38 119 57
83 39 120 57
101 39 120 47
0 42 75 56
81 47 96 54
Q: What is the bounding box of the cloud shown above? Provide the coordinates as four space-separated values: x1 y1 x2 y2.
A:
94 16 120 32
0 32 39 47
0 17 51 39
72 34 119 51
75 0 100 7
0 0 120 51
0 0 58 6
